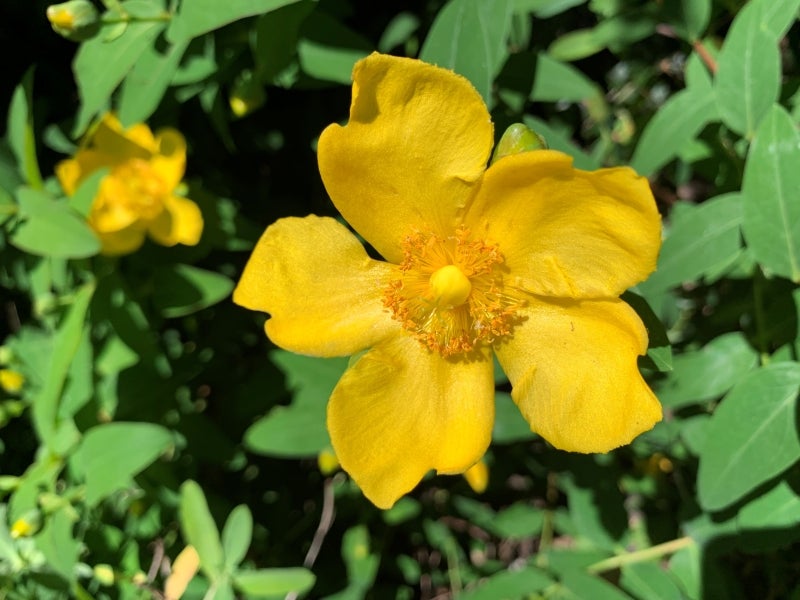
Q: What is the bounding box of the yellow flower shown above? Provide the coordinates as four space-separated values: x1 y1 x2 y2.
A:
0 369 24 394
234 53 662 509
56 113 203 255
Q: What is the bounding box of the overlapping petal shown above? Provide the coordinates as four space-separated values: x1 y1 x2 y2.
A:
151 129 187 190
233 215 399 357
95 225 147 256
317 52 494 263
327 333 494 508
464 150 661 299
496 296 661 453
148 196 203 247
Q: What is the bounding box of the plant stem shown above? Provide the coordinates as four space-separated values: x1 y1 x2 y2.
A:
586 536 694 574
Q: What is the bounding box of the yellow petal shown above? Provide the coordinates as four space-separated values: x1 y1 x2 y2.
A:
233 215 398 357
151 128 187 190
328 334 494 508
89 175 140 232
465 150 661 299
164 545 200 600
148 195 203 247
317 53 493 263
96 224 147 256
496 297 661 453
92 113 154 161
463 458 489 494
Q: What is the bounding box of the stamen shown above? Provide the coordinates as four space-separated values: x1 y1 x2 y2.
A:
383 226 523 357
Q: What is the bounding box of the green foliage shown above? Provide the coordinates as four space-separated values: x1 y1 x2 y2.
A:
2 0 800 598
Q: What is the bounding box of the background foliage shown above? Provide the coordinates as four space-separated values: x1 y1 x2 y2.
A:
2 0 800 598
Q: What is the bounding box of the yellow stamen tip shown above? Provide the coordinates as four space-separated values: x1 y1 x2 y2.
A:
429 265 471 307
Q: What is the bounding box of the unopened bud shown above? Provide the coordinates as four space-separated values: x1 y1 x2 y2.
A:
317 448 340 476
46 1 100 42
491 123 548 164
93 564 116 586
229 70 265 118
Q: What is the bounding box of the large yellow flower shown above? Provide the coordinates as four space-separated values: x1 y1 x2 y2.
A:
235 53 662 509
56 113 203 255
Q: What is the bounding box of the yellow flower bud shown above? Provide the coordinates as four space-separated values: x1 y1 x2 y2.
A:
93 564 116 586
10 511 40 538
229 70 266 118
317 448 340 475
46 0 99 41
0 369 24 394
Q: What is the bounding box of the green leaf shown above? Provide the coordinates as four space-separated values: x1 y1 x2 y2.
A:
677 0 711 40
639 194 742 292
7 69 43 189
742 104 800 282
698 362 800 512
341 525 379 590
654 332 758 409
35 508 80 582
378 12 420 53
72 2 166 135
244 352 347 458
560 571 635 600
253 1 315 85
118 38 189 125
758 0 800 39
714 2 780 138
620 562 685 600
419 0 514 106
458 567 552 600
630 88 717 175
180 480 225 580
221 505 253 571
492 391 535 444
30 282 95 446
297 11 372 85
233 568 315 596
548 12 656 61
167 0 302 43
515 0 586 19
530 53 601 103
72 422 174 506
152 264 234 318
10 187 100 258
737 480 800 530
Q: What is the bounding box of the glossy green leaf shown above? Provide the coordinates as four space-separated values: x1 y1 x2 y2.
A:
152 264 234 318
630 88 717 175
698 362 800 511
530 53 601 102
30 282 95 445
297 11 372 84
640 194 742 292
655 332 758 409
7 70 42 189
620 562 684 600
167 0 302 42
742 104 800 282
118 38 189 125
419 0 513 105
180 480 225 580
737 480 800 530
222 505 253 570
459 567 552 600
11 187 100 258
244 352 347 457
72 1 166 135
73 422 173 506
233 568 315 596
714 2 780 138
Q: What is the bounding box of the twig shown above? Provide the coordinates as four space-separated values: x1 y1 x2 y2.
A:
586 536 694 574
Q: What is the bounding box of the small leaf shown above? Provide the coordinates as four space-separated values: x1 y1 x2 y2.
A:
167 0 302 43
152 264 234 318
297 11 372 85
221 505 253 570
7 69 42 189
737 480 800 530
73 422 174 506
620 562 685 600
458 567 552 600
11 187 100 258
233 568 315 596
742 104 800 282
714 2 780 138
180 480 225 581
419 0 513 106
698 363 800 511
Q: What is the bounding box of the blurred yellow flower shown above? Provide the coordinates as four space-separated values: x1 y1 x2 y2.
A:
235 53 662 509
0 369 24 394
56 113 203 255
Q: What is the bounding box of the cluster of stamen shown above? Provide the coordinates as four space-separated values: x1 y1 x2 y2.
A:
383 226 523 357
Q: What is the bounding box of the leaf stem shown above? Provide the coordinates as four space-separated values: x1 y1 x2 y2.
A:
586 536 694 574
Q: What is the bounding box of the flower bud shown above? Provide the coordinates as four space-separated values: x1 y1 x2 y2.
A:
93 564 116 586
46 1 100 42
229 70 266 118
491 123 548 164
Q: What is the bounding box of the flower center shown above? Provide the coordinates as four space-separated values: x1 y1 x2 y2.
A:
383 226 523 357
112 159 168 220
429 265 471 307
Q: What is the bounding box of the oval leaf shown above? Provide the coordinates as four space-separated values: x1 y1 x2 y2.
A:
180 480 225 580
233 568 315 596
